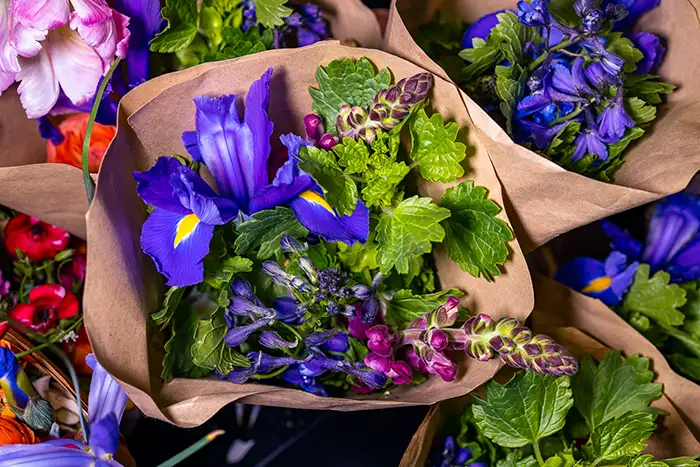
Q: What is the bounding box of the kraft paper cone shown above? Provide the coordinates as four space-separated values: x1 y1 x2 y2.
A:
384 0 700 252
399 325 700 467
0 88 88 238
84 42 534 428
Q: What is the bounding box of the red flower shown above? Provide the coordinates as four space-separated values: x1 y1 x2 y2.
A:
9 285 79 333
60 246 87 292
0 321 7 340
63 325 93 376
4 214 70 262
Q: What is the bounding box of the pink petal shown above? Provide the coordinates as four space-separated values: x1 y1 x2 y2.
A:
112 10 130 59
17 47 59 118
48 27 101 107
69 8 130 70
0 8 21 73
0 69 15 93
11 0 69 31
69 0 111 25
9 20 48 58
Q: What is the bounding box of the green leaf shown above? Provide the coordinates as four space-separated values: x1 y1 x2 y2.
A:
586 411 655 461
547 0 580 26
495 65 526 133
623 264 687 327
362 160 410 209
624 74 676 105
440 181 513 280
190 310 228 370
376 196 451 274
309 57 392 128
681 282 700 339
607 126 645 161
606 33 644 73
571 352 663 433
217 347 251 375
625 97 657 125
409 109 467 182
297 146 358 216
664 457 700 467
162 308 209 382
460 38 504 81
234 207 309 259
334 137 371 174
499 452 539 467
150 0 199 53
490 11 542 64
337 239 379 273
384 288 464 330
472 371 573 448
631 454 670 467
203 256 253 289
152 286 186 329
254 0 293 28
669 353 700 381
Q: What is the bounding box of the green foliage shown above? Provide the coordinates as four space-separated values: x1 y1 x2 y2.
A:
234 207 309 259
309 58 392 128
384 288 463 330
585 412 656 461
624 75 676 105
297 146 358 216
254 0 292 28
162 308 209 382
571 352 662 433
626 97 657 126
150 0 199 53
622 265 687 328
409 109 467 182
151 286 186 329
190 309 249 373
669 353 700 381
440 182 513 280
414 13 470 82
605 33 644 73
472 371 573 448
376 196 451 274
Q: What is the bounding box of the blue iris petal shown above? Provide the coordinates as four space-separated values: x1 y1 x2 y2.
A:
556 253 637 306
599 220 643 261
290 195 369 245
89 413 120 459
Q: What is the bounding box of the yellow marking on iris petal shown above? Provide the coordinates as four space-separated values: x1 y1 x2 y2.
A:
174 213 200 247
582 276 612 293
299 190 334 214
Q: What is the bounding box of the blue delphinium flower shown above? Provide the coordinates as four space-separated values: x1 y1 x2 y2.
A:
427 436 475 467
573 110 616 162
517 0 551 27
597 89 635 139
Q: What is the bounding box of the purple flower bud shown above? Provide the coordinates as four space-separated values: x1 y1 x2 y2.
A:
405 346 429 373
305 330 339 347
463 314 495 335
217 365 257 384
387 360 412 385
420 346 458 382
500 350 529 369
322 332 349 353
574 0 597 17
262 261 292 286
465 340 494 362
432 297 460 327
224 317 274 347
488 335 515 353
280 234 307 254
361 297 380 324
366 325 395 357
259 330 298 350
290 277 312 293
351 284 371 300
341 304 356 318
273 297 304 323
364 351 393 373
604 3 628 22
582 10 604 33
426 328 449 351
297 257 317 283
303 113 324 141
253 352 307 374
327 301 340 315
319 133 340 150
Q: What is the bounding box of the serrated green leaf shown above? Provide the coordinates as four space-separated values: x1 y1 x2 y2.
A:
297 146 358 216
542 453 576 467
606 33 644 73
664 457 700 467
362 161 410 209
461 40 504 81
607 126 645 161
337 238 378 273
409 109 467 182
384 288 463 330
624 75 676 105
203 256 253 289
490 11 542 64
309 57 392 128
150 0 199 53
586 411 655 461
162 308 210 382
440 181 513 280
254 0 293 28
376 196 450 274
472 371 573 448
334 137 370 174
152 286 186 329
217 347 251 375
623 264 687 327
681 282 700 339
631 454 670 467
626 97 657 125
234 207 309 259
191 310 228 370
499 453 539 467
572 352 663 433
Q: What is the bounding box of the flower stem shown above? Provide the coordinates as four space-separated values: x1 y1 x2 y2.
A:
533 439 545 467
528 39 574 72
250 365 289 380
15 316 84 359
550 103 585 125
156 430 225 467
82 58 121 204
47 344 89 443
278 322 304 347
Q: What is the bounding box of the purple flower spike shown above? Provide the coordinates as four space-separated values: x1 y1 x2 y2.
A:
305 329 339 347
259 330 298 350
224 317 274 347
365 352 393 373
426 328 449 351
366 325 395 357
517 0 550 27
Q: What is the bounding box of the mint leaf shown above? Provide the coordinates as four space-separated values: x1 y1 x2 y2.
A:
664 457 700 467
376 196 450 274
162 308 209 382
623 265 687 327
217 347 252 375
384 288 463 330
310 57 392 128
440 181 513 280
681 282 700 339
409 109 467 182
626 97 657 125
191 310 228 370
495 65 526 133
334 137 370 174
460 38 504 81
607 126 645 161
542 453 576 467
152 286 186 329
472 371 573 448
297 146 358 216
254 0 293 28
586 411 655 461
572 352 663 433
337 239 378 273
150 0 199 53
234 207 309 259
606 33 644 73
624 75 676 105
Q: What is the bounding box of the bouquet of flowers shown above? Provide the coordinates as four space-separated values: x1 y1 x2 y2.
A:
384 0 700 251
82 44 549 426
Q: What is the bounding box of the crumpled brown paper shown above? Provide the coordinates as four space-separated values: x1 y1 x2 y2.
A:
399 288 700 466
84 42 534 427
0 88 88 238
384 0 700 252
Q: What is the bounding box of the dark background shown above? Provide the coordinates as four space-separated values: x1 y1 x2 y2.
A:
123 1 430 466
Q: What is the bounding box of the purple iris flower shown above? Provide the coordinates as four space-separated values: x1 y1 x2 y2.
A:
549 58 597 104
584 61 613 89
517 0 551 27
602 0 660 30
600 219 643 260
38 117 64 146
556 251 639 306
134 157 239 286
597 89 635 139
461 10 512 50
0 354 128 466
628 32 665 74
282 365 328 396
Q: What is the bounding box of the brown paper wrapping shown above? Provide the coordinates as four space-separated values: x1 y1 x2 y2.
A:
0 88 88 238
384 0 700 252
84 42 534 427
399 283 700 467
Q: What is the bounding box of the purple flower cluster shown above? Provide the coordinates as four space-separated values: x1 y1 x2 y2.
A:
241 1 330 48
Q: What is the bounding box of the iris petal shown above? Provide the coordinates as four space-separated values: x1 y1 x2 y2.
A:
244 67 274 196
89 413 120 458
599 219 643 261
290 194 369 245
133 157 190 214
86 354 128 428
0 443 97 467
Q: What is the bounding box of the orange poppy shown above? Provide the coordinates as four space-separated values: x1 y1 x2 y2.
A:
0 415 36 445
46 113 116 173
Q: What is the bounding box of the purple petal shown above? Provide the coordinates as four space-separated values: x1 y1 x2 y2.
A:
224 317 274 347
133 157 191 214
603 0 660 30
305 329 339 347
89 413 119 458
181 131 202 162
599 220 643 260
254 351 305 374
627 32 665 74
273 296 303 323
170 165 239 223
555 257 607 293
597 92 635 139
609 260 639 300
38 116 64 146
516 92 551 118
86 354 128 427
604 251 629 276
461 10 511 51
643 194 700 273
573 130 609 162
248 157 316 213
141 209 215 286
259 330 298 349
321 332 349 353
0 444 98 467
290 195 369 245
244 68 274 197
668 236 700 282
113 0 162 86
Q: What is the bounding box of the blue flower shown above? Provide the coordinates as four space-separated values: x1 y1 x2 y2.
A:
602 0 660 30
428 436 472 467
0 348 34 411
517 0 550 27
627 32 665 74
597 89 635 139
0 354 128 467
113 0 163 90
573 110 616 162
461 10 512 50
556 251 639 306
549 58 597 104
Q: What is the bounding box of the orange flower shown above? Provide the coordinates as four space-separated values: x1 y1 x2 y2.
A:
0 415 36 445
46 113 116 173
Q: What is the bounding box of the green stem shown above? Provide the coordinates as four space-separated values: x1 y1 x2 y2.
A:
47 345 89 443
82 58 121 204
15 317 84 359
156 430 225 467
278 322 304 346
250 365 289 380
348 175 366 184
533 439 545 467
528 39 574 72
550 103 585 125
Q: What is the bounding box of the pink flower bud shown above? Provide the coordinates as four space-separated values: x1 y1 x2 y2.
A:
426 328 449 351
432 361 457 382
433 297 460 327
303 113 324 141
404 346 429 373
366 325 394 357
364 352 392 373
387 361 412 385
319 133 340 150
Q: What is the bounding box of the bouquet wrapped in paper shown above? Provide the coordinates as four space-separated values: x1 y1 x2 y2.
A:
384 0 700 251
80 43 556 428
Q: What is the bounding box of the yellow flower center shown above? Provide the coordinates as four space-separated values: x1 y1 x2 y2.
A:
299 191 334 214
174 213 200 247
582 276 612 293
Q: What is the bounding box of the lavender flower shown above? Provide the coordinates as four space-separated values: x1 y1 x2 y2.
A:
597 89 635 139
